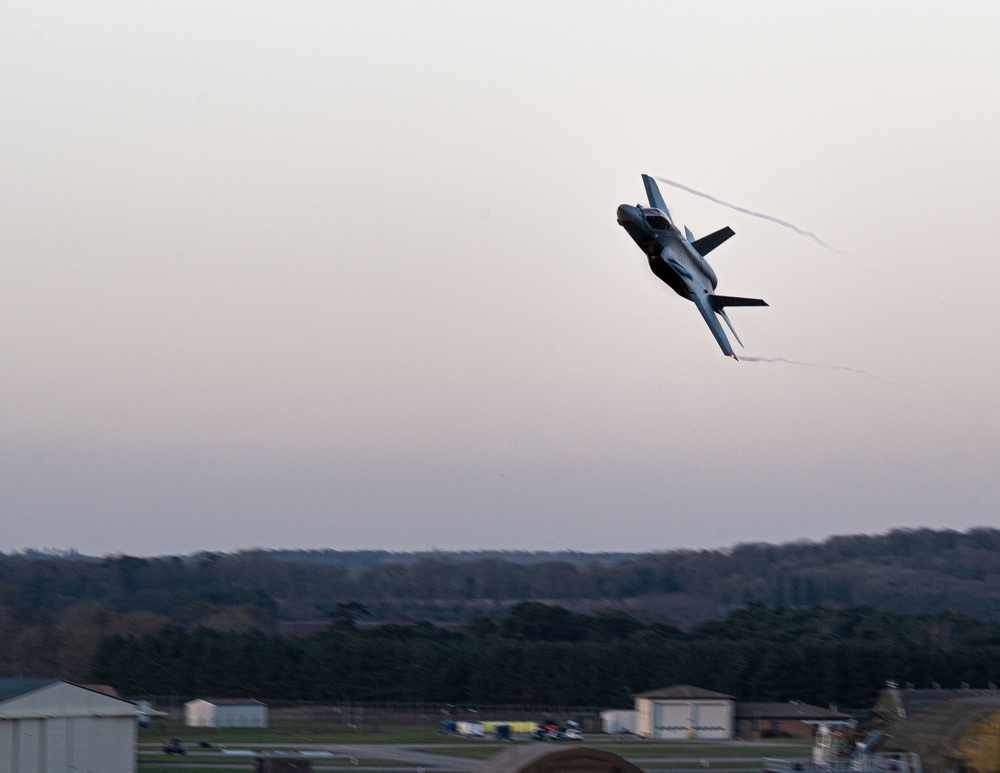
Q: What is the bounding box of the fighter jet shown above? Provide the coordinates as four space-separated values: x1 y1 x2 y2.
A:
617 174 767 359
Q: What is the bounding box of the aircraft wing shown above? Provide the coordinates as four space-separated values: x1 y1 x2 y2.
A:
691 292 737 359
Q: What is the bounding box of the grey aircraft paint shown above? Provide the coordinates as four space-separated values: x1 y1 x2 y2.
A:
617 174 768 359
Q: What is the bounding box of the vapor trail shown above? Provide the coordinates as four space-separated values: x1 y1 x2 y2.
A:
741 356 900 387
651 175 837 251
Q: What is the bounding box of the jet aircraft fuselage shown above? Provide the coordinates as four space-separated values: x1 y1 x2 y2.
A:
617 203 719 298
617 174 767 359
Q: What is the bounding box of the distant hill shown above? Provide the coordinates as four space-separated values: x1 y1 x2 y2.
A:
5 527 1000 681
4 527 1000 623
265 549 642 569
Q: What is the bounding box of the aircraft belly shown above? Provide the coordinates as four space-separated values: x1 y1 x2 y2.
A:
662 243 711 291
648 256 689 298
685 247 718 289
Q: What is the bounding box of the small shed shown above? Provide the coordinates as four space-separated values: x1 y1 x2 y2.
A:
0 678 138 773
601 709 637 734
635 685 735 740
185 698 268 728
477 745 643 773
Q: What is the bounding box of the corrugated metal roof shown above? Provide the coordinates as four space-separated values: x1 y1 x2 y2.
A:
635 684 735 700
0 678 59 704
188 698 267 706
80 684 122 698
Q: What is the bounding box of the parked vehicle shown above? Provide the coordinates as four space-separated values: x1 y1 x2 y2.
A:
532 721 582 741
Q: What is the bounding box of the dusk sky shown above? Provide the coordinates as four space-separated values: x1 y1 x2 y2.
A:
2 2 998 556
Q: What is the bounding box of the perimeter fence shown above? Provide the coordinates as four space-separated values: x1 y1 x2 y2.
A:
133 697 609 732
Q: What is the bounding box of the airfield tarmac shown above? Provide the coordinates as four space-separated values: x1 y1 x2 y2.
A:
138 740 812 772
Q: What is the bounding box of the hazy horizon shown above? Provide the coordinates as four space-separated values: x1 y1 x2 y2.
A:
2 2 998 555
6 524 996 562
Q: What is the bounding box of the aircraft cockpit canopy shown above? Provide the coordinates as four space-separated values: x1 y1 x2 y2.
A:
641 207 671 230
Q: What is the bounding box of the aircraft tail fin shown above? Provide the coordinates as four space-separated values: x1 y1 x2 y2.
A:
692 226 735 256
692 292 737 359
716 307 744 349
690 292 768 359
641 174 672 221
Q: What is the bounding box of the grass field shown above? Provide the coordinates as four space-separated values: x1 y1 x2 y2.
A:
640 764 777 770
139 722 478 746
140 752 413 764
140 768 231 773
589 743 810 758
416 742 810 762
136 720 813 773
135 763 785 773
139 767 251 773
140 754 228 763
141 720 815 751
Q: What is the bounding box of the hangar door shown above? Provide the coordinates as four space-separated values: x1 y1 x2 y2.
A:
653 703 690 740
691 702 730 739
0 716 135 773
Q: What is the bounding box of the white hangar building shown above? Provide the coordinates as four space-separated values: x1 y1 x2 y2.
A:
185 698 268 728
635 685 735 740
0 678 138 773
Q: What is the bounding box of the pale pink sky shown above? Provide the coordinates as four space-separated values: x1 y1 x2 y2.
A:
1 2 998 554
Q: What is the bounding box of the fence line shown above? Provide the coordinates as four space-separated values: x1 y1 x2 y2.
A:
133 696 611 726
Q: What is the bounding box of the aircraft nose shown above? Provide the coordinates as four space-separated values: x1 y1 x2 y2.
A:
617 204 638 224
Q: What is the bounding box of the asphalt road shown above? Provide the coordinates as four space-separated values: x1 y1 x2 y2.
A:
139 741 812 772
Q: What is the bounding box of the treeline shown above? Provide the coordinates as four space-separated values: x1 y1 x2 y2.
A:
266 549 638 569
6 528 1000 625
7 527 1000 681
92 602 1000 708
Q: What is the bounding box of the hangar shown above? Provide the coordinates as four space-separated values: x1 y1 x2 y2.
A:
735 701 852 739
0 678 138 773
635 685 735 740
185 698 269 728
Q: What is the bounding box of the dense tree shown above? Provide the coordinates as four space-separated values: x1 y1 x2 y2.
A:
10 527 1000 689
88 602 1000 708
9 528 1000 632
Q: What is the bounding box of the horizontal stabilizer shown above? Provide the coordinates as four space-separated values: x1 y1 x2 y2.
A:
692 226 735 256
710 295 768 311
